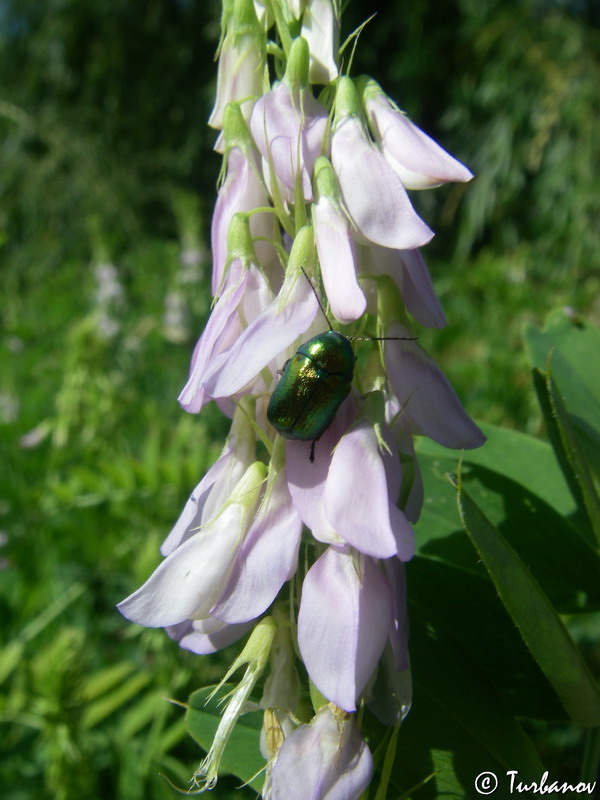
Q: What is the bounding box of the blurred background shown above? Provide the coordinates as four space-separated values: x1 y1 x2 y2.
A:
1 0 598 797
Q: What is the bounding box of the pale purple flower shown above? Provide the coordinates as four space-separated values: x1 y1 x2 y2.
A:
211 144 271 294
210 465 303 624
178 259 250 413
366 648 412 727
313 156 366 323
167 617 254 655
321 420 414 560
162 466 302 655
313 196 364 321
399 247 448 328
285 395 357 533
362 559 411 726
0 392 18 426
119 8 484 796
287 409 414 560
117 462 266 628
258 154 295 208
360 77 473 189
266 705 372 800
161 412 255 556
364 244 447 328
163 289 189 342
250 81 328 202
297 546 392 711
259 614 301 715
202 257 319 400
332 111 434 249
384 324 486 449
93 262 124 306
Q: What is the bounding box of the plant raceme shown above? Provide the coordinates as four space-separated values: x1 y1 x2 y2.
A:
118 1 484 796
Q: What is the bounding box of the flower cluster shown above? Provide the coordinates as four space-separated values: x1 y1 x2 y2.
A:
118 1 484 796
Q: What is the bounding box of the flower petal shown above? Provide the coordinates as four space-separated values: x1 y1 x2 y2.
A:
208 27 263 130
160 444 236 556
332 116 434 250
211 148 270 294
399 248 447 328
203 269 319 399
250 82 328 201
211 471 302 623
178 617 253 655
367 645 412 727
301 0 339 84
365 93 474 190
285 396 357 531
178 261 248 412
313 196 366 323
117 502 247 627
385 327 486 449
297 547 391 711
384 558 410 671
268 706 372 800
392 414 424 524
363 240 445 329
199 422 257 530
323 421 414 559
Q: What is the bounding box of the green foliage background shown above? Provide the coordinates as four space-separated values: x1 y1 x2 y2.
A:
1 0 599 797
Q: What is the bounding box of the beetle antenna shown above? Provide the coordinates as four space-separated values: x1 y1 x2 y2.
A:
301 267 333 331
349 335 418 342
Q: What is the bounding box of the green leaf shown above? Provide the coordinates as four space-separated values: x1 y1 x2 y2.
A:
386 608 544 799
81 661 138 701
413 448 483 573
118 689 171 741
0 640 25 686
81 671 153 729
409 557 565 720
452 472 600 727
524 310 600 479
186 685 264 793
415 449 600 613
532 367 600 547
417 421 575 516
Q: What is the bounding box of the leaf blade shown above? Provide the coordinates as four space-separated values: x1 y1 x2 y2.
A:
452 471 600 727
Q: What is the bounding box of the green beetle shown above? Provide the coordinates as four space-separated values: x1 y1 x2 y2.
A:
267 271 415 460
267 330 355 458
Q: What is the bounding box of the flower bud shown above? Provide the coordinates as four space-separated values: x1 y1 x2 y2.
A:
301 0 339 84
209 0 266 130
194 616 277 791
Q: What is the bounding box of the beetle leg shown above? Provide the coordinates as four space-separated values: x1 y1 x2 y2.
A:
277 357 292 377
309 429 326 463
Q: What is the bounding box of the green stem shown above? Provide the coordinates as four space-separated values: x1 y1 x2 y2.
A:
267 0 293 58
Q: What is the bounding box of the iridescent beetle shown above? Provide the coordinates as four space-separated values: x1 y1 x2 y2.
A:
267 270 415 460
